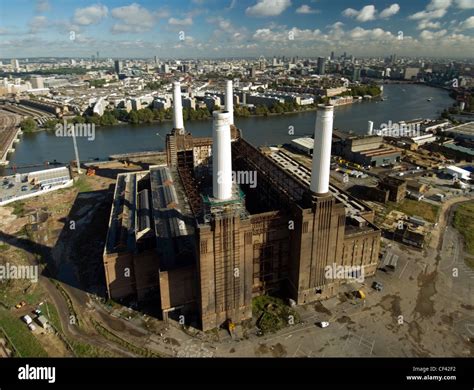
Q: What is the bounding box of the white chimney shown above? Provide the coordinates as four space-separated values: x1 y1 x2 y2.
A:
173 81 184 130
368 121 374 136
310 104 334 195
212 111 233 200
225 80 234 125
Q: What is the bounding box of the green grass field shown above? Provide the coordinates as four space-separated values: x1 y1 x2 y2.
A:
388 199 440 223
453 201 474 257
73 176 93 193
0 308 47 357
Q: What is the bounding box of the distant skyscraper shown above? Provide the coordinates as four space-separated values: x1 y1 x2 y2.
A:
352 67 361 82
250 66 256 78
330 51 335 61
11 59 19 72
154 56 158 64
30 75 44 89
96 51 100 61
343 52 347 59
317 57 326 75
114 60 123 74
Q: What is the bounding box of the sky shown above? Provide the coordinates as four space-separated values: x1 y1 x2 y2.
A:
0 0 473 59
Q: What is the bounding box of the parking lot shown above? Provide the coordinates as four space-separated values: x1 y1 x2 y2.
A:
0 174 38 203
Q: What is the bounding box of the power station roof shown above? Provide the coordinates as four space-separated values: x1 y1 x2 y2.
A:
291 137 314 150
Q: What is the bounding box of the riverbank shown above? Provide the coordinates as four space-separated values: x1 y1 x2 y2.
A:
32 97 377 132
4 84 454 174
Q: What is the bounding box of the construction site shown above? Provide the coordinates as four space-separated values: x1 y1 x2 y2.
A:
103 80 381 331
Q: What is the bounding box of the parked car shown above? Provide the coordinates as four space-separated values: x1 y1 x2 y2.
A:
21 185 28 192
22 315 33 325
28 323 36 332
15 301 27 309
317 321 330 328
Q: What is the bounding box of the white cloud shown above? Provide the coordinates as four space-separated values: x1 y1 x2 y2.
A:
155 9 170 19
253 27 321 42
74 4 108 26
29 16 48 32
296 5 318 14
36 0 50 13
168 17 193 26
420 29 448 39
208 17 248 43
409 8 448 20
455 0 474 8
246 0 292 17
349 27 394 40
409 0 451 20
459 15 474 28
327 21 344 29
417 20 441 29
342 5 376 22
379 4 400 19
111 3 155 33
426 0 452 10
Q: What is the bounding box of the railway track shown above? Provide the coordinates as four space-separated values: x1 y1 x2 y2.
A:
0 110 22 164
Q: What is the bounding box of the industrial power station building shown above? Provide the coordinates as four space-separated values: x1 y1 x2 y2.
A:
103 80 381 331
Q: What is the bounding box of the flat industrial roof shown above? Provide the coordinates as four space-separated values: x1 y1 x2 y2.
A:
291 137 314 149
268 149 371 217
443 143 474 156
444 122 474 137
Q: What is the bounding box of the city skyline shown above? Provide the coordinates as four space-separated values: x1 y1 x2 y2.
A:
1 0 474 59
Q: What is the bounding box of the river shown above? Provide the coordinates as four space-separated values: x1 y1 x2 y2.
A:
2 84 453 174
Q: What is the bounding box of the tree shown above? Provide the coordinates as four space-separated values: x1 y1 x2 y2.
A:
129 110 140 124
100 111 118 126
43 119 59 130
89 79 106 88
255 105 269 116
146 81 162 90
85 114 101 125
72 115 86 124
136 108 153 123
20 118 37 133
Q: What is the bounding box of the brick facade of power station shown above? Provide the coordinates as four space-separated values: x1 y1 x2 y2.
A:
103 85 381 331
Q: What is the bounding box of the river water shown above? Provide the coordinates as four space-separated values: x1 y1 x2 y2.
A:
3 84 453 174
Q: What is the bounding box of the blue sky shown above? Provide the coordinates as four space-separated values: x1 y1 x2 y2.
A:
0 0 473 58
